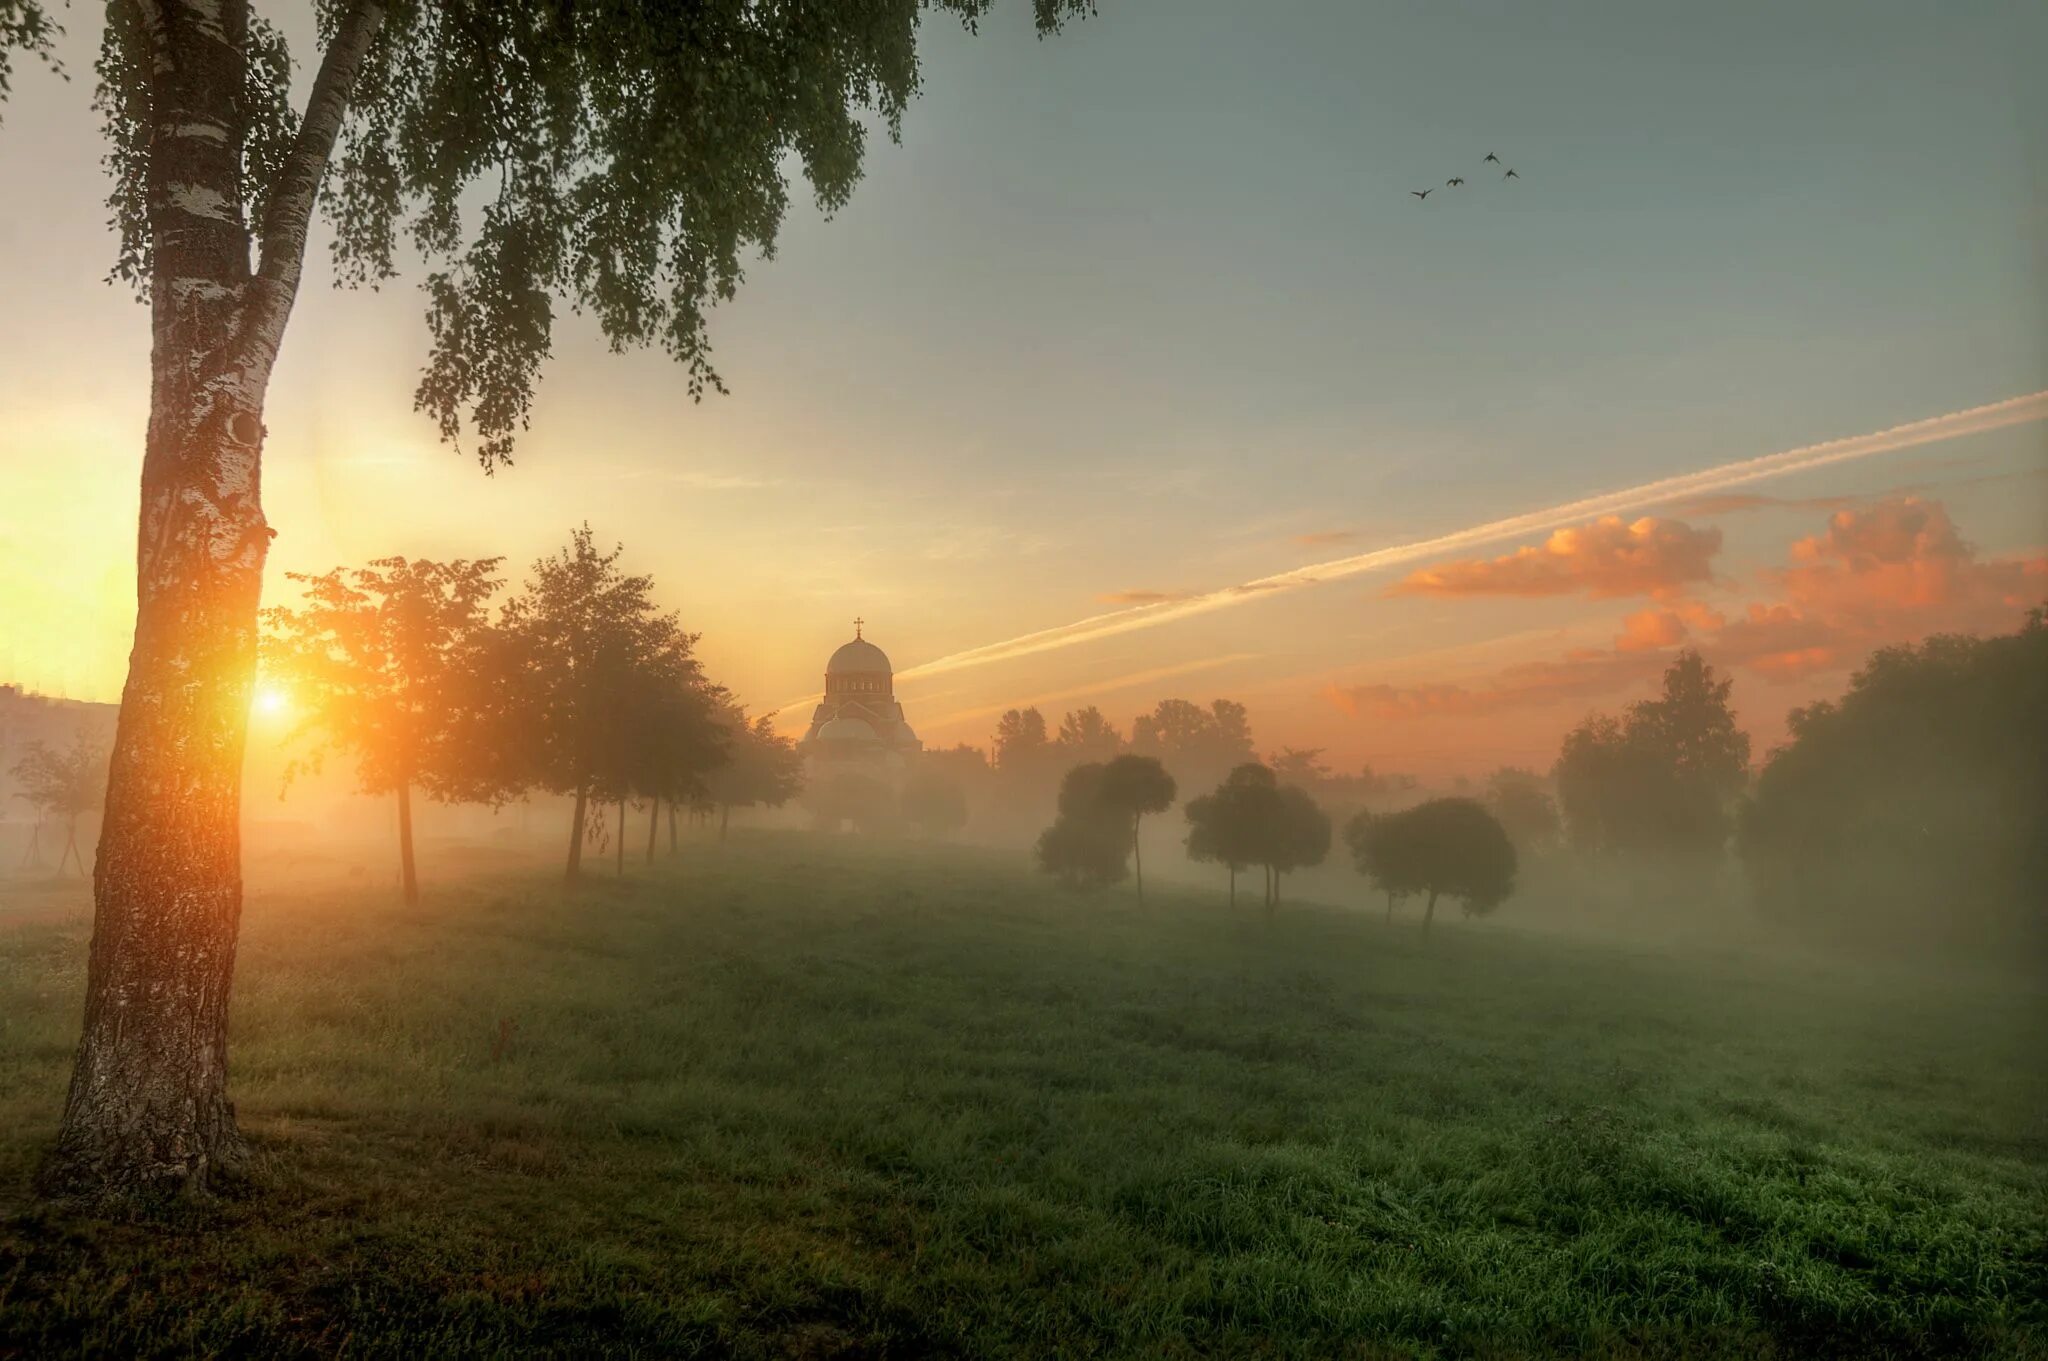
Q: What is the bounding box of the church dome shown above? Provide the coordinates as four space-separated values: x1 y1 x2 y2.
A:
826 636 892 676
817 716 880 744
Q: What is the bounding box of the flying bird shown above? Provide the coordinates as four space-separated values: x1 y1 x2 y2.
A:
1411 189 1432 200
1502 168 1519 179
1446 177 1465 187
1483 152 1500 163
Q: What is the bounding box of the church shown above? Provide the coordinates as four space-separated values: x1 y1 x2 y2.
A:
798 621 922 776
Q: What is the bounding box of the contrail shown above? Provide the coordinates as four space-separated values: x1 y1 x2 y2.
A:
894 390 2048 683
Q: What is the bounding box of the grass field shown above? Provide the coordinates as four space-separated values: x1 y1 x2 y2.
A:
1 832 2043 1358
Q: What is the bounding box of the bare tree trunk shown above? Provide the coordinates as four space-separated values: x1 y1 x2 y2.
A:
1385 890 1395 923
1228 865 1235 908
667 801 678 854
566 781 589 883
615 799 626 875
41 0 388 1203
1132 815 1144 901
1424 890 1438 936
645 797 658 864
719 802 729 840
396 781 418 906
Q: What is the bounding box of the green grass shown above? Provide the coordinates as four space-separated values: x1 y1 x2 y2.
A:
1 832 2043 1358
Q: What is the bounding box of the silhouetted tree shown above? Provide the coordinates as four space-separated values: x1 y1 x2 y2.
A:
1269 746 1333 793
1185 790 1251 907
499 529 705 885
1132 698 1257 796
1359 798 1517 935
1181 763 1326 914
1739 611 2048 950
1098 753 1176 900
1555 650 1749 866
1186 764 1275 907
703 710 803 842
261 557 509 904
993 706 1061 817
616 657 730 865
1265 785 1333 912
1033 762 1130 890
10 733 109 877
1345 810 1417 922
1054 705 1124 764
6 0 1091 1203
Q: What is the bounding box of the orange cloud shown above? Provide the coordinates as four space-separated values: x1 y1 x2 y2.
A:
1614 600 1726 652
1776 496 2045 623
1388 515 1721 600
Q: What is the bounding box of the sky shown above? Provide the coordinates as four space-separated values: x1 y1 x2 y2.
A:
1 0 2044 779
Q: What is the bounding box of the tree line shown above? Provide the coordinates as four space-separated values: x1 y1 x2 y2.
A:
262 527 803 902
1033 746 1520 933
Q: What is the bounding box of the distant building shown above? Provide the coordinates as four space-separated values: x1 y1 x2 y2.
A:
798 623 920 824
799 620 922 762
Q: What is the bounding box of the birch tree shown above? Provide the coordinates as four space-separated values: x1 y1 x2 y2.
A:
2 0 1091 1202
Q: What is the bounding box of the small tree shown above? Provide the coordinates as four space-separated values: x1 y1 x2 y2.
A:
1265 784 1332 912
262 556 508 904
704 710 803 842
498 528 703 883
1185 790 1251 906
1186 763 1323 914
10 734 110 877
1346 810 1418 921
1033 762 1130 890
1098 753 1176 900
1362 798 1517 935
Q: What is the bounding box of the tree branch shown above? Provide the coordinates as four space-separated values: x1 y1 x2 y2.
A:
243 0 384 367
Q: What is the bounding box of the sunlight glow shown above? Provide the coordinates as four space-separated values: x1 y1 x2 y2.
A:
252 685 290 719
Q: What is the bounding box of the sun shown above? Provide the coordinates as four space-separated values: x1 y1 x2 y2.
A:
252 685 290 718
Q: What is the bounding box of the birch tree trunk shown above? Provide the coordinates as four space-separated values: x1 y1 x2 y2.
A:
40 0 384 1202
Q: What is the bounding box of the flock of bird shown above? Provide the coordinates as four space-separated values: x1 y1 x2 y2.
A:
1412 152 1518 201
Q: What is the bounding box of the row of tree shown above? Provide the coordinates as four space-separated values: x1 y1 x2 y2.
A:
262 528 803 900
1034 750 1520 933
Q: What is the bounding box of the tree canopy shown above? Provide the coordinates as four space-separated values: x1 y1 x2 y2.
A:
1033 761 1131 890
1738 610 2047 951
1351 797 1516 933
262 555 512 899
1554 650 1750 862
